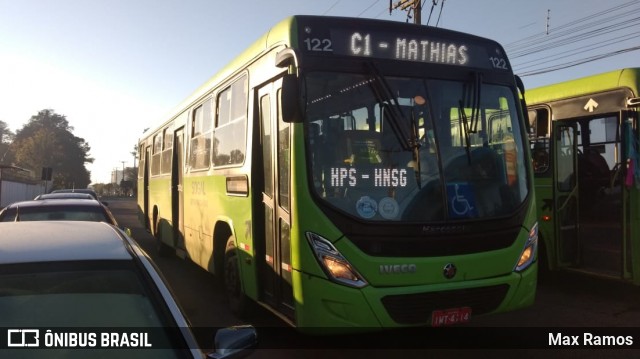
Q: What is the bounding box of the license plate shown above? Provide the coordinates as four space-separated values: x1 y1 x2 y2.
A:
431 307 472 327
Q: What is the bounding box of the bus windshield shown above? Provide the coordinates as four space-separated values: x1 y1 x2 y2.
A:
305 71 528 222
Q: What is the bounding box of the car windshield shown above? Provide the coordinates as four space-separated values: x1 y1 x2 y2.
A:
0 261 187 358
305 71 528 222
0 205 111 222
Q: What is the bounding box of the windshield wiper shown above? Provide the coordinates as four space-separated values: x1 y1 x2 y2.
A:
458 72 483 164
409 107 422 188
365 62 412 151
471 72 482 133
458 100 473 165
365 62 425 188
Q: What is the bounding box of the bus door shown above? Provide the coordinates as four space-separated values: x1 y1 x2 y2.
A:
172 127 186 254
622 110 639 281
143 146 151 230
553 122 579 266
255 79 295 319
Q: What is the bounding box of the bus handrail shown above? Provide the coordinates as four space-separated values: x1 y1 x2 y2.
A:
556 184 578 212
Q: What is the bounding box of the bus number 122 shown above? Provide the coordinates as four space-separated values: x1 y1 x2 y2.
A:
304 38 333 52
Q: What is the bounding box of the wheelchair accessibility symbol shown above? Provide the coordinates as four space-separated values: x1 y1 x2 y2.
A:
446 183 477 218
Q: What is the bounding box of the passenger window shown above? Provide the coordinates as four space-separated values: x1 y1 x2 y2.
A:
189 99 213 170
214 75 247 167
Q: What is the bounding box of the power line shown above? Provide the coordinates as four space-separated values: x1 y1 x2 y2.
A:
323 0 341 15
511 16 640 59
358 0 380 17
509 12 640 57
506 0 639 49
518 46 640 77
506 0 640 78
514 30 640 70
435 0 446 27
426 0 437 25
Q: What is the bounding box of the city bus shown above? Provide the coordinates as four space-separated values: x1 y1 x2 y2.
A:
137 15 538 332
527 68 640 283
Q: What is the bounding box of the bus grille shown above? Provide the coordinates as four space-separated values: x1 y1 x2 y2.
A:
380 284 510 325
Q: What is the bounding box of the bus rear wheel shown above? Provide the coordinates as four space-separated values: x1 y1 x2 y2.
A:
224 237 249 318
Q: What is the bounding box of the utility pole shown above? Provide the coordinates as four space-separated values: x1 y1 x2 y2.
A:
121 161 126 183
390 0 422 25
546 9 551 35
121 161 126 196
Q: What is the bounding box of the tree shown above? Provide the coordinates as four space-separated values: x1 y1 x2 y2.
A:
10 109 93 189
0 120 14 164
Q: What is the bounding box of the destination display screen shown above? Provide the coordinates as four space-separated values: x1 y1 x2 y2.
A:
297 18 510 71
328 166 409 188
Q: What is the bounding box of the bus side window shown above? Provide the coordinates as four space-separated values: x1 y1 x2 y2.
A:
528 108 551 175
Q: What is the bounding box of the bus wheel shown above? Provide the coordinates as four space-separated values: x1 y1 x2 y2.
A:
154 218 173 257
224 237 248 317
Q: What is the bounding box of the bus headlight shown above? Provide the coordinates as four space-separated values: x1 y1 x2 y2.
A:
306 232 368 288
514 222 538 272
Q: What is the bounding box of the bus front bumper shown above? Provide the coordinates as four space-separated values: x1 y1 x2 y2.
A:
293 262 537 333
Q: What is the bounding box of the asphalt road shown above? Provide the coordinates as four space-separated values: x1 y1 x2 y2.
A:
108 197 640 358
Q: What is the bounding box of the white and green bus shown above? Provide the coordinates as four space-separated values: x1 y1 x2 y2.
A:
138 15 537 332
527 68 640 283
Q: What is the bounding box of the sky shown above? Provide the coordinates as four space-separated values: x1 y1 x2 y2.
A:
0 0 638 184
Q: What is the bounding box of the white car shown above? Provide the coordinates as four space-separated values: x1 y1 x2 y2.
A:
0 221 256 358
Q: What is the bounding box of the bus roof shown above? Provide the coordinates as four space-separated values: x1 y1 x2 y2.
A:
526 67 640 106
143 15 509 138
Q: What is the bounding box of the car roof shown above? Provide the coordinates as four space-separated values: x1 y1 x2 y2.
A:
52 188 98 196
5 198 103 208
0 221 133 264
36 193 95 200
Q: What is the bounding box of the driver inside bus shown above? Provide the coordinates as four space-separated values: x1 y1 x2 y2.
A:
406 95 438 179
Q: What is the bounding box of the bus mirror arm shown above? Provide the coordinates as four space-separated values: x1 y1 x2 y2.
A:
515 75 530 134
277 49 304 123
627 97 640 107
276 48 299 69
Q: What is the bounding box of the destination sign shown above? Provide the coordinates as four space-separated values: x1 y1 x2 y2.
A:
328 166 409 188
345 32 469 66
298 19 509 70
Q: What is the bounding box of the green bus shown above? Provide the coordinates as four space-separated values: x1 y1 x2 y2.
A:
527 68 640 283
137 15 538 332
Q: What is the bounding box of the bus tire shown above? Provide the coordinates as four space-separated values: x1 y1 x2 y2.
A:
153 210 173 257
155 230 174 257
224 237 249 318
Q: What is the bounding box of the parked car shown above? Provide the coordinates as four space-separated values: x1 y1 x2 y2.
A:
0 221 257 358
50 188 109 206
0 199 118 224
34 192 95 200
50 188 100 200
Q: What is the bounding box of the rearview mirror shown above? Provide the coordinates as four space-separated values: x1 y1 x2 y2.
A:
281 74 302 123
206 325 257 359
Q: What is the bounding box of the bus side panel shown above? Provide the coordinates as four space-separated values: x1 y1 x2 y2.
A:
535 178 556 270
181 174 253 280
148 176 173 244
182 173 216 270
